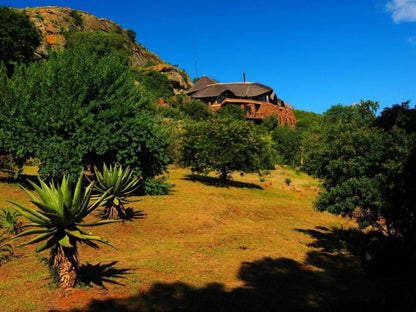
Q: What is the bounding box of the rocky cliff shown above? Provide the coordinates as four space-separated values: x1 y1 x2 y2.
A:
21 6 192 92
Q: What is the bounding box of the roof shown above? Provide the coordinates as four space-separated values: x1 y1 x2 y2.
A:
191 82 272 99
187 76 217 95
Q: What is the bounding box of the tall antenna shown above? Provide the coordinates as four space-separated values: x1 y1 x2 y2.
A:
192 33 199 78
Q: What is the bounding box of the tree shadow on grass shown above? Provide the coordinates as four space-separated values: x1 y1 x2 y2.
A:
0 173 38 190
77 261 131 290
66 248 416 312
183 174 263 190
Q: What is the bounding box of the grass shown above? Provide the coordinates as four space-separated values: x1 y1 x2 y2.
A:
0 165 413 311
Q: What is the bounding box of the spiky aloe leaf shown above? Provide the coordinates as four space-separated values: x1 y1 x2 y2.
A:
59 235 74 248
10 172 116 258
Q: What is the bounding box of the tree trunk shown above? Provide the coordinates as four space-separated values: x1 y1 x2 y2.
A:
54 245 78 289
220 169 228 182
103 204 126 220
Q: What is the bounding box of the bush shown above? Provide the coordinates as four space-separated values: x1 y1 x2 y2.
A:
0 6 41 75
0 43 169 183
180 117 263 180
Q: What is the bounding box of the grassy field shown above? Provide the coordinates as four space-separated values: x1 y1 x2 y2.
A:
0 166 413 311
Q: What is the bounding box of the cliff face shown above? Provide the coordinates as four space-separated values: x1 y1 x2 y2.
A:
22 6 191 92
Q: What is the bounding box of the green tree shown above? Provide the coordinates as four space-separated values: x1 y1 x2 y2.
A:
180 99 212 121
0 43 169 183
312 100 416 265
180 117 263 181
271 126 302 166
214 104 246 120
0 7 41 74
135 69 174 103
65 30 131 61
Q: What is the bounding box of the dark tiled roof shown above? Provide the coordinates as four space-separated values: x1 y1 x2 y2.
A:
191 82 272 99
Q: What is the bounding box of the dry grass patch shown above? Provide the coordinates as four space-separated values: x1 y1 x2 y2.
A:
0 165 411 311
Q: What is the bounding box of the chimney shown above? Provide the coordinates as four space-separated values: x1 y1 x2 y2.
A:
243 72 246 83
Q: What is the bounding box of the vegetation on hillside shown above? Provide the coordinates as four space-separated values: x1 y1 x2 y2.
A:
0 5 415 309
0 6 41 75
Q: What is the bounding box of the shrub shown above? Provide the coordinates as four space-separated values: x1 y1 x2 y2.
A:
0 207 22 235
0 231 13 265
92 164 140 220
180 117 263 181
10 173 117 288
0 44 169 183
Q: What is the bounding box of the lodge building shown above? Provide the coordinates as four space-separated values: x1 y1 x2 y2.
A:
187 76 296 127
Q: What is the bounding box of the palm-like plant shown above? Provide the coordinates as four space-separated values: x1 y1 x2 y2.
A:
93 164 140 220
10 173 116 289
0 207 22 234
0 231 14 265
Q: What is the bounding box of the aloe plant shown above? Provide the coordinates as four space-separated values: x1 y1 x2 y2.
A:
0 231 13 265
10 173 117 289
0 207 22 234
93 164 140 220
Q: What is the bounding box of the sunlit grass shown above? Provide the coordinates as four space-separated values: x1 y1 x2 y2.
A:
0 165 356 311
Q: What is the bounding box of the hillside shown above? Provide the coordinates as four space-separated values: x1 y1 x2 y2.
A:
21 6 192 92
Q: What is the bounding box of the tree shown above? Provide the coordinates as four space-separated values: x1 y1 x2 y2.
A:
135 69 174 103
0 43 169 183
11 173 116 289
214 105 246 120
180 117 263 180
312 100 416 265
65 30 131 61
0 7 41 74
271 126 302 166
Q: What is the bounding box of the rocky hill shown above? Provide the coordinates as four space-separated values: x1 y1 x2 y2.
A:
21 6 192 92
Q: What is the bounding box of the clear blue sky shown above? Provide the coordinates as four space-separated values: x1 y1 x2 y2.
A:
4 0 416 113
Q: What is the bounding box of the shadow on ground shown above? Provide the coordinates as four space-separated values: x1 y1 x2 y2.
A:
183 174 263 190
64 226 416 312
77 261 131 290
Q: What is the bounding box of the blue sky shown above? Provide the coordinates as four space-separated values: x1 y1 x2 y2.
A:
4 0 416 113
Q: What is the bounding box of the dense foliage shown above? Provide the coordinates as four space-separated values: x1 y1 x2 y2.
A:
0 43 169 182
0 7 41 75
180 116 263 180
135 69 174 104
65 30 132 61
309 100 416 264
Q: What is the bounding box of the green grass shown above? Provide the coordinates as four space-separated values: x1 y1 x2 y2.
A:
0 165 412 311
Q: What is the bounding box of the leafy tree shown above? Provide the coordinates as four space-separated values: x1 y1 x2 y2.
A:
135 69 174 103
0 7 41 75
271 126 302 166
0 43 169 183
214 104 246 120
179 99 212 121
10 173 116 289
180 117 263 180
65 30 131 61
312 100 416 265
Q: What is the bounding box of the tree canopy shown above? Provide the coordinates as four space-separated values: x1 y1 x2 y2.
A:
310 100 416 264
0 42 168 183
180 117 263 180
0 7 41 74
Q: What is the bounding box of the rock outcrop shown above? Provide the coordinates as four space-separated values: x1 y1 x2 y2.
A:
21 6 191 92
